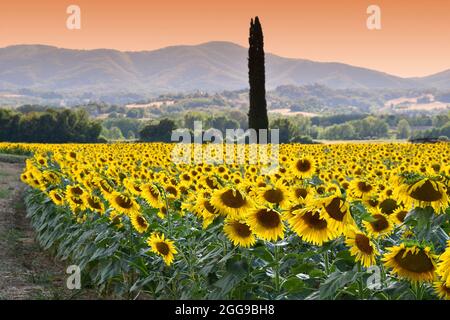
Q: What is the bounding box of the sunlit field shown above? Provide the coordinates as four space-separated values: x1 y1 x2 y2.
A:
1 141 449 300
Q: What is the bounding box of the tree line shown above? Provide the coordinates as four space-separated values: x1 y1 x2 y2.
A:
0 108 102 143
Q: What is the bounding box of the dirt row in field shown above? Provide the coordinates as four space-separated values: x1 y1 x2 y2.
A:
0 161 97 300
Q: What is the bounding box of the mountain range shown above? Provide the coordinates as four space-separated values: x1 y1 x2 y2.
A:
0 41 448 94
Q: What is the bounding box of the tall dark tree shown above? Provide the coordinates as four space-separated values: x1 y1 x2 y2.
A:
248 16 269 134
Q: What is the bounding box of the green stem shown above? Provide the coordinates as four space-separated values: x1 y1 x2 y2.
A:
324 252 330 275
273 244 281 294
357 264 365 300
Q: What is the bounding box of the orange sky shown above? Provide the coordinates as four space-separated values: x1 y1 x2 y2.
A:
0 0 449 77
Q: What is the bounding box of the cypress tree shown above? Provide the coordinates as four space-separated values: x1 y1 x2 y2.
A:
248 16 269 134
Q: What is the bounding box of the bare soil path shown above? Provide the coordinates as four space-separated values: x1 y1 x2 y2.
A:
0 161 97 299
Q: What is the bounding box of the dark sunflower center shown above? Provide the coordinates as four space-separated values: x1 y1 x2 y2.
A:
296 159 311 172
136 215 147 228
316 186 325 195
379 199 399 215
393 249 435 273
148 186 159 199
370 214 389 232
256 209 281 229
355 234 373 254
220 190 246 208
206 177 218 189
156 242 170 255
357 181 373 193
115 195 133 209
72 197 83 205
88 198 102 210
54 194 63 201
166 186 178 197
71 186 83 196
100 180 113 193
302 211 328 230
325 197 346 221
368 199 379 207
232 222 252 238
204 200 217 214
396 210 408 223
409 180 443 202
263 189 284 204
295 188 308 199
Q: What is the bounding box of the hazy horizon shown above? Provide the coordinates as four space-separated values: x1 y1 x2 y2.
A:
2 41 449 80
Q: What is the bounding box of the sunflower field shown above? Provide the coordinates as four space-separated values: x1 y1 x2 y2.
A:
1 141 450 300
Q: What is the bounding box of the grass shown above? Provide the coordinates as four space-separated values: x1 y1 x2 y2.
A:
0 228 24 246
0 170 11 178
0 153 27 164
0 187 12 199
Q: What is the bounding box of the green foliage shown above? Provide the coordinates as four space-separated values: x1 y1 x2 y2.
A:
319 116 389 140
0 108 101 143
397 119 411 139
139 119 177 142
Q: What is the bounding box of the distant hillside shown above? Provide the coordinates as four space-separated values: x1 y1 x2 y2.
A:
0 42 447 94
415 69 450 89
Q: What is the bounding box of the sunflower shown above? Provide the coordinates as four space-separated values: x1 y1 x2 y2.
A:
42 171 60 185
147 233 177 266
195 193 221 228
210 187 253 219
223 219 256 248
48 189 65 206
123 178 143 196
345 230 379 267
402 178 449 213
437 241 450 286
67 195 86 212
377 197 401 216
34 154 48 167
162 183 180 201
434 280 450 300
83 194 105 214
256 181 292 210
348 179 376 200
108 210 124 228
130 212 149 233
97 178 115 197
383 243 437 283
200 175 220 190
363 212 394 239
290 185 312 203
289 207 338 245
391 206 409 225
66 184 85 198
109 192 140 216
246 207 284 241
290 156 316 179
318 195 354 234
141 183 162 208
